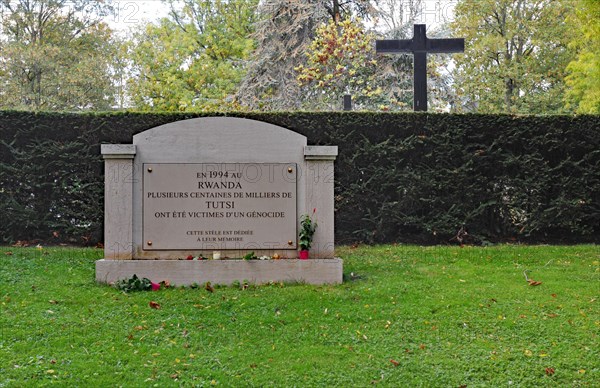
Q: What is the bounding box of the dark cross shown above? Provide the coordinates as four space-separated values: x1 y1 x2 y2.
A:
376 24 464 111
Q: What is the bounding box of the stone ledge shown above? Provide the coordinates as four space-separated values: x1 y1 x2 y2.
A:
101 144 136 159
304 145 338 160
96 258 343 286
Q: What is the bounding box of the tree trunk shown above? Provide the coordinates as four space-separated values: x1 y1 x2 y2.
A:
332 0 340 22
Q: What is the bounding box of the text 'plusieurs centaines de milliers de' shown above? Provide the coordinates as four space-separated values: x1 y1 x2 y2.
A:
146 192 290 199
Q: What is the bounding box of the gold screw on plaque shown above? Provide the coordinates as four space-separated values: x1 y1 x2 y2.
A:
288 167 293 173
147 240 153 246
288 240 293 246
147 167 153 173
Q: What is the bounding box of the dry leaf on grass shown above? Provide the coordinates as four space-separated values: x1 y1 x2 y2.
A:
524 270 542 286
149 301 161 309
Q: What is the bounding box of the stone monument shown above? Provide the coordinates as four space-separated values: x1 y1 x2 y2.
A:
96 117 342 285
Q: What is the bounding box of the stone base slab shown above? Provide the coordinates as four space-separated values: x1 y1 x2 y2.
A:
96 258 343 286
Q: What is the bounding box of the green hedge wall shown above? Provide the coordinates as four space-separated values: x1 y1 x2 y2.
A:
1 111 599 245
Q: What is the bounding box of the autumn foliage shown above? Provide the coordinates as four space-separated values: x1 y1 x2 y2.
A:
295 18 382 110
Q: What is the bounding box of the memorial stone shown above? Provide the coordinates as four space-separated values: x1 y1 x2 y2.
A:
96 117 342 285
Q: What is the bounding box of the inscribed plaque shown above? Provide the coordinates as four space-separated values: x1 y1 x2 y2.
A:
143 163 297 250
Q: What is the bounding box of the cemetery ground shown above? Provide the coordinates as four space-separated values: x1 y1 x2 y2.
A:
0 245 598 386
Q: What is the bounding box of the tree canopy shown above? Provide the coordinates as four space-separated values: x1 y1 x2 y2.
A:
0 0 597 114
295 18 382 110
451 0 576 114
127 0 257 111
0 0 116 110
235 0 331 110
564 0 600 114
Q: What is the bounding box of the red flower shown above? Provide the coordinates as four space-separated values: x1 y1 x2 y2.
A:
186 255 193 260
151 282 161 291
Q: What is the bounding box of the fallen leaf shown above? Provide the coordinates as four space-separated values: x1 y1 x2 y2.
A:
205 282 214 293
524 349 533 357
4 251 13 256
545 367 555 376
149 301 161 309
578 369 586 374
49 300 58 304
170 374 179 379
419 344 426 350
390 359 399 367
50 359 56 364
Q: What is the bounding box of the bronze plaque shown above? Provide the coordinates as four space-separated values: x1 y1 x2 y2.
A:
143 163 297 250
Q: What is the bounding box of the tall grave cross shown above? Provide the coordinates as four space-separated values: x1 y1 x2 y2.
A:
376 24 464 111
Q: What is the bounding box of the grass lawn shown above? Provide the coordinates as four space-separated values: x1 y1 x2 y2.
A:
0 245 598 386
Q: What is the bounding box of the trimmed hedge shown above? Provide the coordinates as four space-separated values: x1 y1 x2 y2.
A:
1 111 599 245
